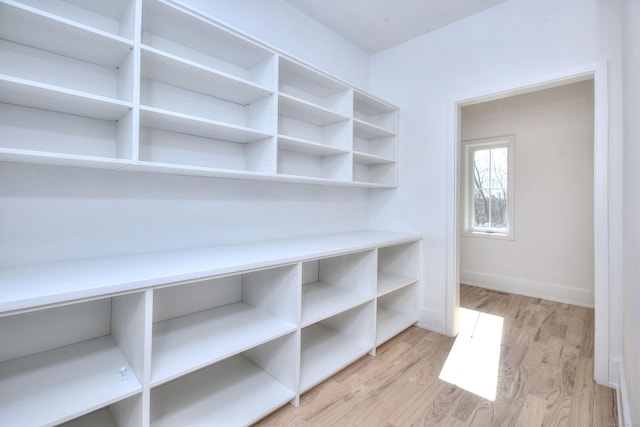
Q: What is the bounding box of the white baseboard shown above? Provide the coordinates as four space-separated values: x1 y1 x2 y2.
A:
617 361 633 427
417 308 449 336
460 270 594 308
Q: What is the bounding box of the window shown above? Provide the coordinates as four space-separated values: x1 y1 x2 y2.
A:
463 136 514 239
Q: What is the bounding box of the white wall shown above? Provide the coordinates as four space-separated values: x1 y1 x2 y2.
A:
178 0 370 89
368 0 623 385
0 163 370 267
621 0 640 423
0 0 373 268
460 81 594 307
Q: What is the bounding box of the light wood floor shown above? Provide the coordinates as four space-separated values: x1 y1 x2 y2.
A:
254 285 617 426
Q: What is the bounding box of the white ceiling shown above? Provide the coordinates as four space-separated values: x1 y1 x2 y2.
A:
284 0 510 54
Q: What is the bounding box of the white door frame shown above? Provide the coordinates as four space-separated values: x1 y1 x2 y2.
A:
445 62 610 385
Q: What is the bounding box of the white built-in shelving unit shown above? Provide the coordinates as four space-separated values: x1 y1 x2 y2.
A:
352 91 399 186
376 241 421 346
0 231 420 426
0 0 399 187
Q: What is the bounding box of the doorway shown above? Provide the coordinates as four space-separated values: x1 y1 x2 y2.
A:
445 64 610 385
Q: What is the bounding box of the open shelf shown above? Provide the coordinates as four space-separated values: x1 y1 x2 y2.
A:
0 337 142 427
10 0 136 39
0 293 146 427
0 101 134 161
139 106 270 143
353 151 395 165
278 135 349 157
279 93 349 126
60 407 119 427
141 45 273 106
377 271 418 297
142 0 276 88
151 334 297 427
138 126 275 173
353 161 397 187
0 75 132 121
1 37 134 102
302 282 373 327
376 284 418 346
376 307 417 347
59 394 142 427
151 266 298 386
0 1 134 68
151 302 296 386
279 57 351 114
353 90 397 133
353 118 396 139
300 303 375 393
377 241 420 295
277 149 350 180
300 250 376 327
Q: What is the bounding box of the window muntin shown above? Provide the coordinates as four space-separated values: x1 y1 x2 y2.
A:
464 136 514 238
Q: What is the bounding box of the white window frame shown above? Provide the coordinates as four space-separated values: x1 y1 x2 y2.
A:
462 135 515 240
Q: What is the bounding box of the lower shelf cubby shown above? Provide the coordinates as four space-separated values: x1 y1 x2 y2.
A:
151 265 299 386
59 394 142 427
150 333 298 427
301 250 375 327
300 302 375 393
0 293 146 427
376 283 418 346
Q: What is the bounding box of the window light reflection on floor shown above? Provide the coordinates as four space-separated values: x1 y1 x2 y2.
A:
439 307 504 401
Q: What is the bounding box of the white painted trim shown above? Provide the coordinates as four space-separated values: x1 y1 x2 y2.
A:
446 62 610 385
616 360 632 427
460 270 594 308
417 308 449 336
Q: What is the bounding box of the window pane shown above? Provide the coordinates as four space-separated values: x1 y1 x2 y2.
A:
466 137 513 237
473 189 489 228
472 149 491 190
490 147 508 190
490 189 508 230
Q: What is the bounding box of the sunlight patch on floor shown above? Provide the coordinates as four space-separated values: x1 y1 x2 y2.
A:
439 307 504 401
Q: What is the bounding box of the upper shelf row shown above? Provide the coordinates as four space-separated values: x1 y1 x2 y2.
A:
0 0 399 187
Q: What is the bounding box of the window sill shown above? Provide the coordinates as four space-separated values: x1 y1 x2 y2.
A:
462 230 514 241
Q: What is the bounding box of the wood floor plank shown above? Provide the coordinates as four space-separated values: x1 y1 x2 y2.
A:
253 285 617 426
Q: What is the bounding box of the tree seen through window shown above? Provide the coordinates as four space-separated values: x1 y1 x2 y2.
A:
472 146 508 232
